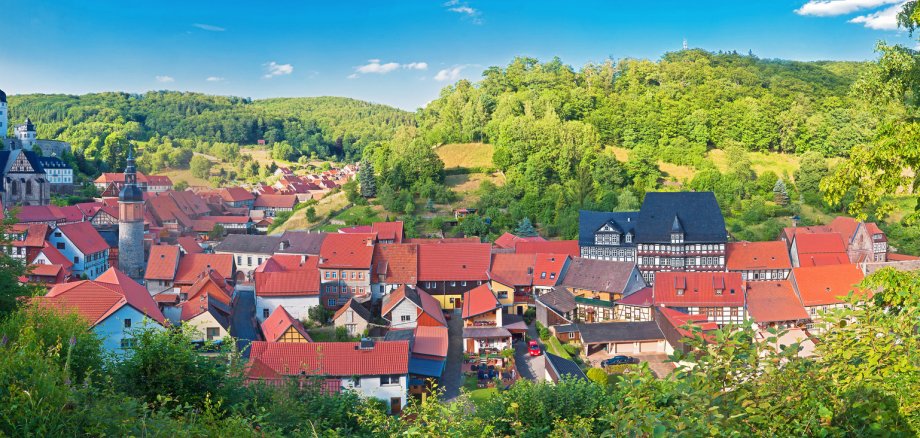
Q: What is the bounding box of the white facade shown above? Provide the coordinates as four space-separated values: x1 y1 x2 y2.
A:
387 299 420 330
15 123 36 149
340 374 408 412
145 278 175 295
48 227 108 279
218 250 271 282
185 312 229 342
256 295 320 322
44 167 73 184
93 306 164 354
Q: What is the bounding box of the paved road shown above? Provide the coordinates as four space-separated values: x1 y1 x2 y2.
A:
514 323 545 382
442 309 465 401
231 285 259 358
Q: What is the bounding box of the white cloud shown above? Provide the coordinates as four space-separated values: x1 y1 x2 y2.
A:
404 62 429 70
795 0 906 30
155 75 175 83
349 60 428 78
263 62 294 78
434 65 468 82
193 23 226 32
444 0 482 23
849 2 905 29
206 76 225 82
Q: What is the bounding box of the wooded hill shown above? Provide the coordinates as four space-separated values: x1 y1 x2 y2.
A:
7 92 414 161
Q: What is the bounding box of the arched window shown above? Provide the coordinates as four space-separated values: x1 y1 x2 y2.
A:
25 180 32 196
10 181 17 195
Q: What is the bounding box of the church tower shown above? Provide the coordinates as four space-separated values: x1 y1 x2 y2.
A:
118 146 145 279
0 89 7 139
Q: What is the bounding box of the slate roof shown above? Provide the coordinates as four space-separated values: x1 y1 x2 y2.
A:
558 257 642 294
0 149 46 175
214 235 283 255
578 210 639 246
577 321 664 344
746 281 809 323
247 340 410 378
635 192 726 244
536 286 577 315
462 327 512 338
35 156 70 170
545 352 587 381
276 231 328 255
261 305 312 342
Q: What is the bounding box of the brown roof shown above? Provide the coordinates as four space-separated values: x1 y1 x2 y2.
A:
372 243 418 285
726 241 792 271
746 281 809 323
254 194 297 209
489 253 535 287
174 254 234 285
145 245 181 281
220 187 256 203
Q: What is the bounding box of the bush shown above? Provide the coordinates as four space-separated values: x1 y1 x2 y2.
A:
586 368 608 386
562 343 579 357
536 322 550 341
308 305 332 324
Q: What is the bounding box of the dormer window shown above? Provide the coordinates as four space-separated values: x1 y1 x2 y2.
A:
671 232 683 244
676 288 685 296
625 233 632 243
715 288 723 296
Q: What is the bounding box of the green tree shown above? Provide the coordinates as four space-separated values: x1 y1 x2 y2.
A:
773 179 790 206
208 223 225 240
794 151 828 205
189 155 213 179
586 368 608 387
305 206 317 222
359 158 377 198
515 217 538 237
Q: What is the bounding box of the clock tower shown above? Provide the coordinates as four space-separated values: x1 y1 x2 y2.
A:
118 146 145 279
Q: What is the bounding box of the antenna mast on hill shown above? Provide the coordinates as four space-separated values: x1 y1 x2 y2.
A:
683 38 688 50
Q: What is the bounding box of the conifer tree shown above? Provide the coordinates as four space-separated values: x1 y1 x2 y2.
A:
773 179 789 206
359 159 377 198
516 217 538 237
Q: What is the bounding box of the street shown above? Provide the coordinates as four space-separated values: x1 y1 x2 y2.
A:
441 309 465 400
230 285 260 358
513 323 545 382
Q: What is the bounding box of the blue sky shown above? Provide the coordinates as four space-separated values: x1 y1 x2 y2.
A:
0 0 915 110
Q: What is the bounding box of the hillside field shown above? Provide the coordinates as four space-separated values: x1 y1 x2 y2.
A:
270 191 350 234
436 143 495 170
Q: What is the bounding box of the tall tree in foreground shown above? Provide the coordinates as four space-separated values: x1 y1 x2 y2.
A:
359 158 377 198
824 2 920 220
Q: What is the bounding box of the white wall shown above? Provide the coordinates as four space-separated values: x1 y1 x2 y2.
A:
256 295 320 322
388 299 418 329
94 306 164 355
48 228 108 279
340 375 408 411
186 312 228 341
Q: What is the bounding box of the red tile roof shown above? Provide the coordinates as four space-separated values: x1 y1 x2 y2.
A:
177 236 204 254
180 270 233 320
261 305 312 342
403 237 481 244
798 253 850 267
413 325 448 357
515 240 580 257
782 225 833 244
746 281 809 323
255 270 321 297
618 287 653 306
247 340 410 378
417 243 491 281
57 222 109 255
27 263 64 277
828 216 859 244
339 225 373 233
22 223 49 248
319 233 375 269
174 254 234 285
42 267 166 326
258 254 319 272
220 187 256 203
461 283 500 319
372 243 418 285
254 194 297 209
726 241 792 271
658 307 718 338
145 245 181 281
381 285 447 327
887 253 920 261
795 232 847 254
489 253 535 287
532 253 568 287
494 232 545 249
372 221 403 243
653 272 745 307
791 264 866 307
35 243 74 271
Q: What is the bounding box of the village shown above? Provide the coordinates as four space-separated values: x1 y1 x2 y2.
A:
6 136 911 415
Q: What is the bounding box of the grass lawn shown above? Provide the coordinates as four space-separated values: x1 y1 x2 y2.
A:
445 172 506 206
607 146 695 181
436 143 495 170
544 336 572 360
462 375 498 404
316 204 383 231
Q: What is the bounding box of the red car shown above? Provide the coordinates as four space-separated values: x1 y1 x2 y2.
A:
528 340 542 356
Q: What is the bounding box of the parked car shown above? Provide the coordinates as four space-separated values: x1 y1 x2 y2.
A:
601 355 639 366
528 340 542 356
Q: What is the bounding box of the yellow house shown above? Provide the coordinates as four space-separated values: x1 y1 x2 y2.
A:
261 305 313 342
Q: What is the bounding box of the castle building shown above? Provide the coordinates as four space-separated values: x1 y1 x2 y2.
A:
118 147 146 279
15 118 36 150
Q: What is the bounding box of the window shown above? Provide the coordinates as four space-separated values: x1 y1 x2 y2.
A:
328 299 336 307
715 288 723 296
57 242 65 250
568 332 575 339
207 327 220 340
461 281 467 286
676 288 684 296
550 273 556 279
257 257 263 265
247 256 252 266
74 256 80 264
124 319 132 328
25 181 32 195
120 338 135 349
324 272 330 279
263 309 270 319
540 272 546 279
351 272 356 279
400 315 411 322
332 272 337 279
450 281 456 287
380 375 400 385
237 256 242 264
